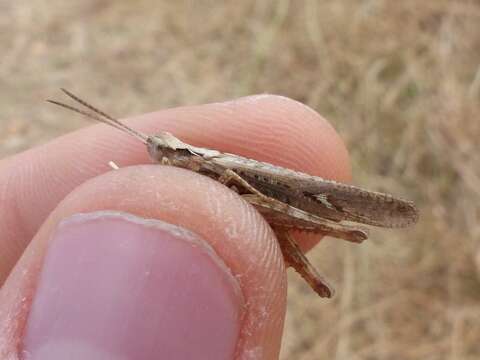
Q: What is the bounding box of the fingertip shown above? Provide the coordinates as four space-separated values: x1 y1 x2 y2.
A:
221 94 352 181
0 166 287 359
133 94 351 182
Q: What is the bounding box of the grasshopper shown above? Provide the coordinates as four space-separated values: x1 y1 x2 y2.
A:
48 89 419 298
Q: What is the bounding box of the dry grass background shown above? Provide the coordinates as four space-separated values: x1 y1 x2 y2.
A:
1 0 480 358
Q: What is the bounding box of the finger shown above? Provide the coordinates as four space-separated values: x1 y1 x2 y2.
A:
0 165 287 359
0 95 350 282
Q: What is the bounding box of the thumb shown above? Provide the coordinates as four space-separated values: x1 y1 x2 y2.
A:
0 166 287 360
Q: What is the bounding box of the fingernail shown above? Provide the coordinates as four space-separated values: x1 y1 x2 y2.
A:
22 211 243 360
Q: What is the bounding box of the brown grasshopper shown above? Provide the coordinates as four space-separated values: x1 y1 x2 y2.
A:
48 89 419 298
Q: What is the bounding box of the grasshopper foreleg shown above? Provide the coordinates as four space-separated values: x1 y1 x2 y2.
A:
218 169 267 197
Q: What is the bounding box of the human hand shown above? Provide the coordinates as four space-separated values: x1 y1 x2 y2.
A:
0 95 350 359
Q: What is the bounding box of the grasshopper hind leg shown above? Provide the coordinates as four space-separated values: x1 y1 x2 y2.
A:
274 229 334 298
218 169 335 297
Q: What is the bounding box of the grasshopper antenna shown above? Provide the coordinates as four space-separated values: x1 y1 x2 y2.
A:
47 89 148 144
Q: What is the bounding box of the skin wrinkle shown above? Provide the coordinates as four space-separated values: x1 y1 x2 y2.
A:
218 189 260 251
253 226 277 273
229 211 284 358
204 183 225 220
221 220 283 358
1 165 30 265
236 222 284 357
226 202 263 271
0 169 15 233
0 241 39 360
275 96 323 120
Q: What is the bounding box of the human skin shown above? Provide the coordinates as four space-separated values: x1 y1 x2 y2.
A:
0 95 350 359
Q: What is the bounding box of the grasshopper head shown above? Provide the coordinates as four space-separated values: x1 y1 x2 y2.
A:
147 132 192 160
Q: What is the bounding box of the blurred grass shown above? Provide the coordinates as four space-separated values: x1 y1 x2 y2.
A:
1 0 480 358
